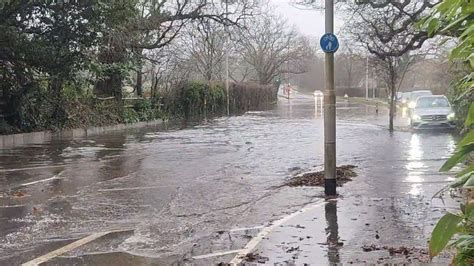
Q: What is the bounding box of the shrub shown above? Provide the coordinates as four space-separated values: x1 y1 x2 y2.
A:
123 108 140 124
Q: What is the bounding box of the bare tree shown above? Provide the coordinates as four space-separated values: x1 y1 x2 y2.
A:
344 0 438 131
236 13 313 85
98 0 258 98
146 42 192 97
335 45 365 90
182 20 226 82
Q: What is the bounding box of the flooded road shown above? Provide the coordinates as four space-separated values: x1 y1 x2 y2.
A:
0 94 458 265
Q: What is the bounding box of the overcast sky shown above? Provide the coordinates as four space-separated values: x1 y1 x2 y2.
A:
270 0 343 37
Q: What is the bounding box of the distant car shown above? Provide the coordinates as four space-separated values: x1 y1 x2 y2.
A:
409 95 456 129
396 92 403 101
407 90 433 109
399 92 412 107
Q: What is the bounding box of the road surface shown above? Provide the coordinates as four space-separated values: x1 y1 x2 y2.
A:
0 94 458 265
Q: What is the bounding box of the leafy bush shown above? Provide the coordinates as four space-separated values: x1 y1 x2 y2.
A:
17 84 56 131
430 103 474 265
175 81 275 119
422 0 473 125
133 99 158 121
424 1 474 263
1 79 276 134
123 108 140 124
0 119 15 134
229 82 276 113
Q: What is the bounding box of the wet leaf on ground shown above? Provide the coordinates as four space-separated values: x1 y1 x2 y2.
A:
244 252 269 264
11 191 27 198
362 244 381 252
286 246 301 253
362 245 429 262
284 165 357 187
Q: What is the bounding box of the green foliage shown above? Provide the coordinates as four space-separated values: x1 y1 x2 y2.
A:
132 99 161 121
422 0 474 124
0 119 16 134
432 102 474 263
0 0 140 128
429 203 474 265
123 108 140 124
17 84 56 131
465 103 474 128
155 81 275 120
441 143 474 171
182 81 228 117
429 212 462 258
425 2 474 261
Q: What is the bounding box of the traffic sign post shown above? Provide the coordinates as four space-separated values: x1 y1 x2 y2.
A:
322 0 337 197
320 33 339 53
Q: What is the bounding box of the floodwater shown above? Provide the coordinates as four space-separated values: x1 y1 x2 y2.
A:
0 93 458 265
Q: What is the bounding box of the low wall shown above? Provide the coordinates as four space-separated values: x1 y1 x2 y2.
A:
0 119 163 149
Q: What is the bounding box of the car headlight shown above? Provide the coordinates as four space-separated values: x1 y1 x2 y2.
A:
447 112 455 120
412 114 421 121
408 102 416 109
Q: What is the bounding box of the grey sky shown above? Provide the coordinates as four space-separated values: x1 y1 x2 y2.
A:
270 0 343 37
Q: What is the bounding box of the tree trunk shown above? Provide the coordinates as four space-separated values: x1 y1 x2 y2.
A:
111 72 123 101
388 62 396 132
151 75 156 99
389 95 395 131
50 76 66 128
94 70 122 101
94 44 126 100
347 58 352 89
136 68 143 97
135 48 144 97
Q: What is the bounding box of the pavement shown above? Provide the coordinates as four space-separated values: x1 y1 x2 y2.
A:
0 93 459 265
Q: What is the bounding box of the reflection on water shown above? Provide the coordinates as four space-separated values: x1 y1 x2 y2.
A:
447 136 456 154
325 200 340 264
400 107 408 118
408 134 423 161
406 134 424 196
314 95 323 118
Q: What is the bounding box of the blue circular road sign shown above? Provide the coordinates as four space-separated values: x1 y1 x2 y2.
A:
320 33 339 53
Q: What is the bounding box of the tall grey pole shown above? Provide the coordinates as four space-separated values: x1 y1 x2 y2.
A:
365 57 369 99
225 1 230 116
324 0 336 196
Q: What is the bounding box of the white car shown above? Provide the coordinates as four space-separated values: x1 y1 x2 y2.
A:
410 95 456 129
407 90 433 109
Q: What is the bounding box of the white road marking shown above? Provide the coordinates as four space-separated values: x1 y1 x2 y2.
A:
0 204 25 208
229 225 265 232
21 229 133 266
20 171 63 187
98 185 174 192
0 165 65 173
192 249 244 260
229 200 326 264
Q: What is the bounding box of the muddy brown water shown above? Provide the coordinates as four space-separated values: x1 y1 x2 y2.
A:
0 94 459 265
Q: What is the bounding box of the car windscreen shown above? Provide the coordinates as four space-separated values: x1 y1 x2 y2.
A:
410 92 431 101
416 97 450 108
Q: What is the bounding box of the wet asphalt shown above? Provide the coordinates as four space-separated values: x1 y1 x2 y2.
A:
0 93 459 265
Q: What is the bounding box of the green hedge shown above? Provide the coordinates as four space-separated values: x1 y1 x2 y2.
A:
1 80 277 134
158 81 276 119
